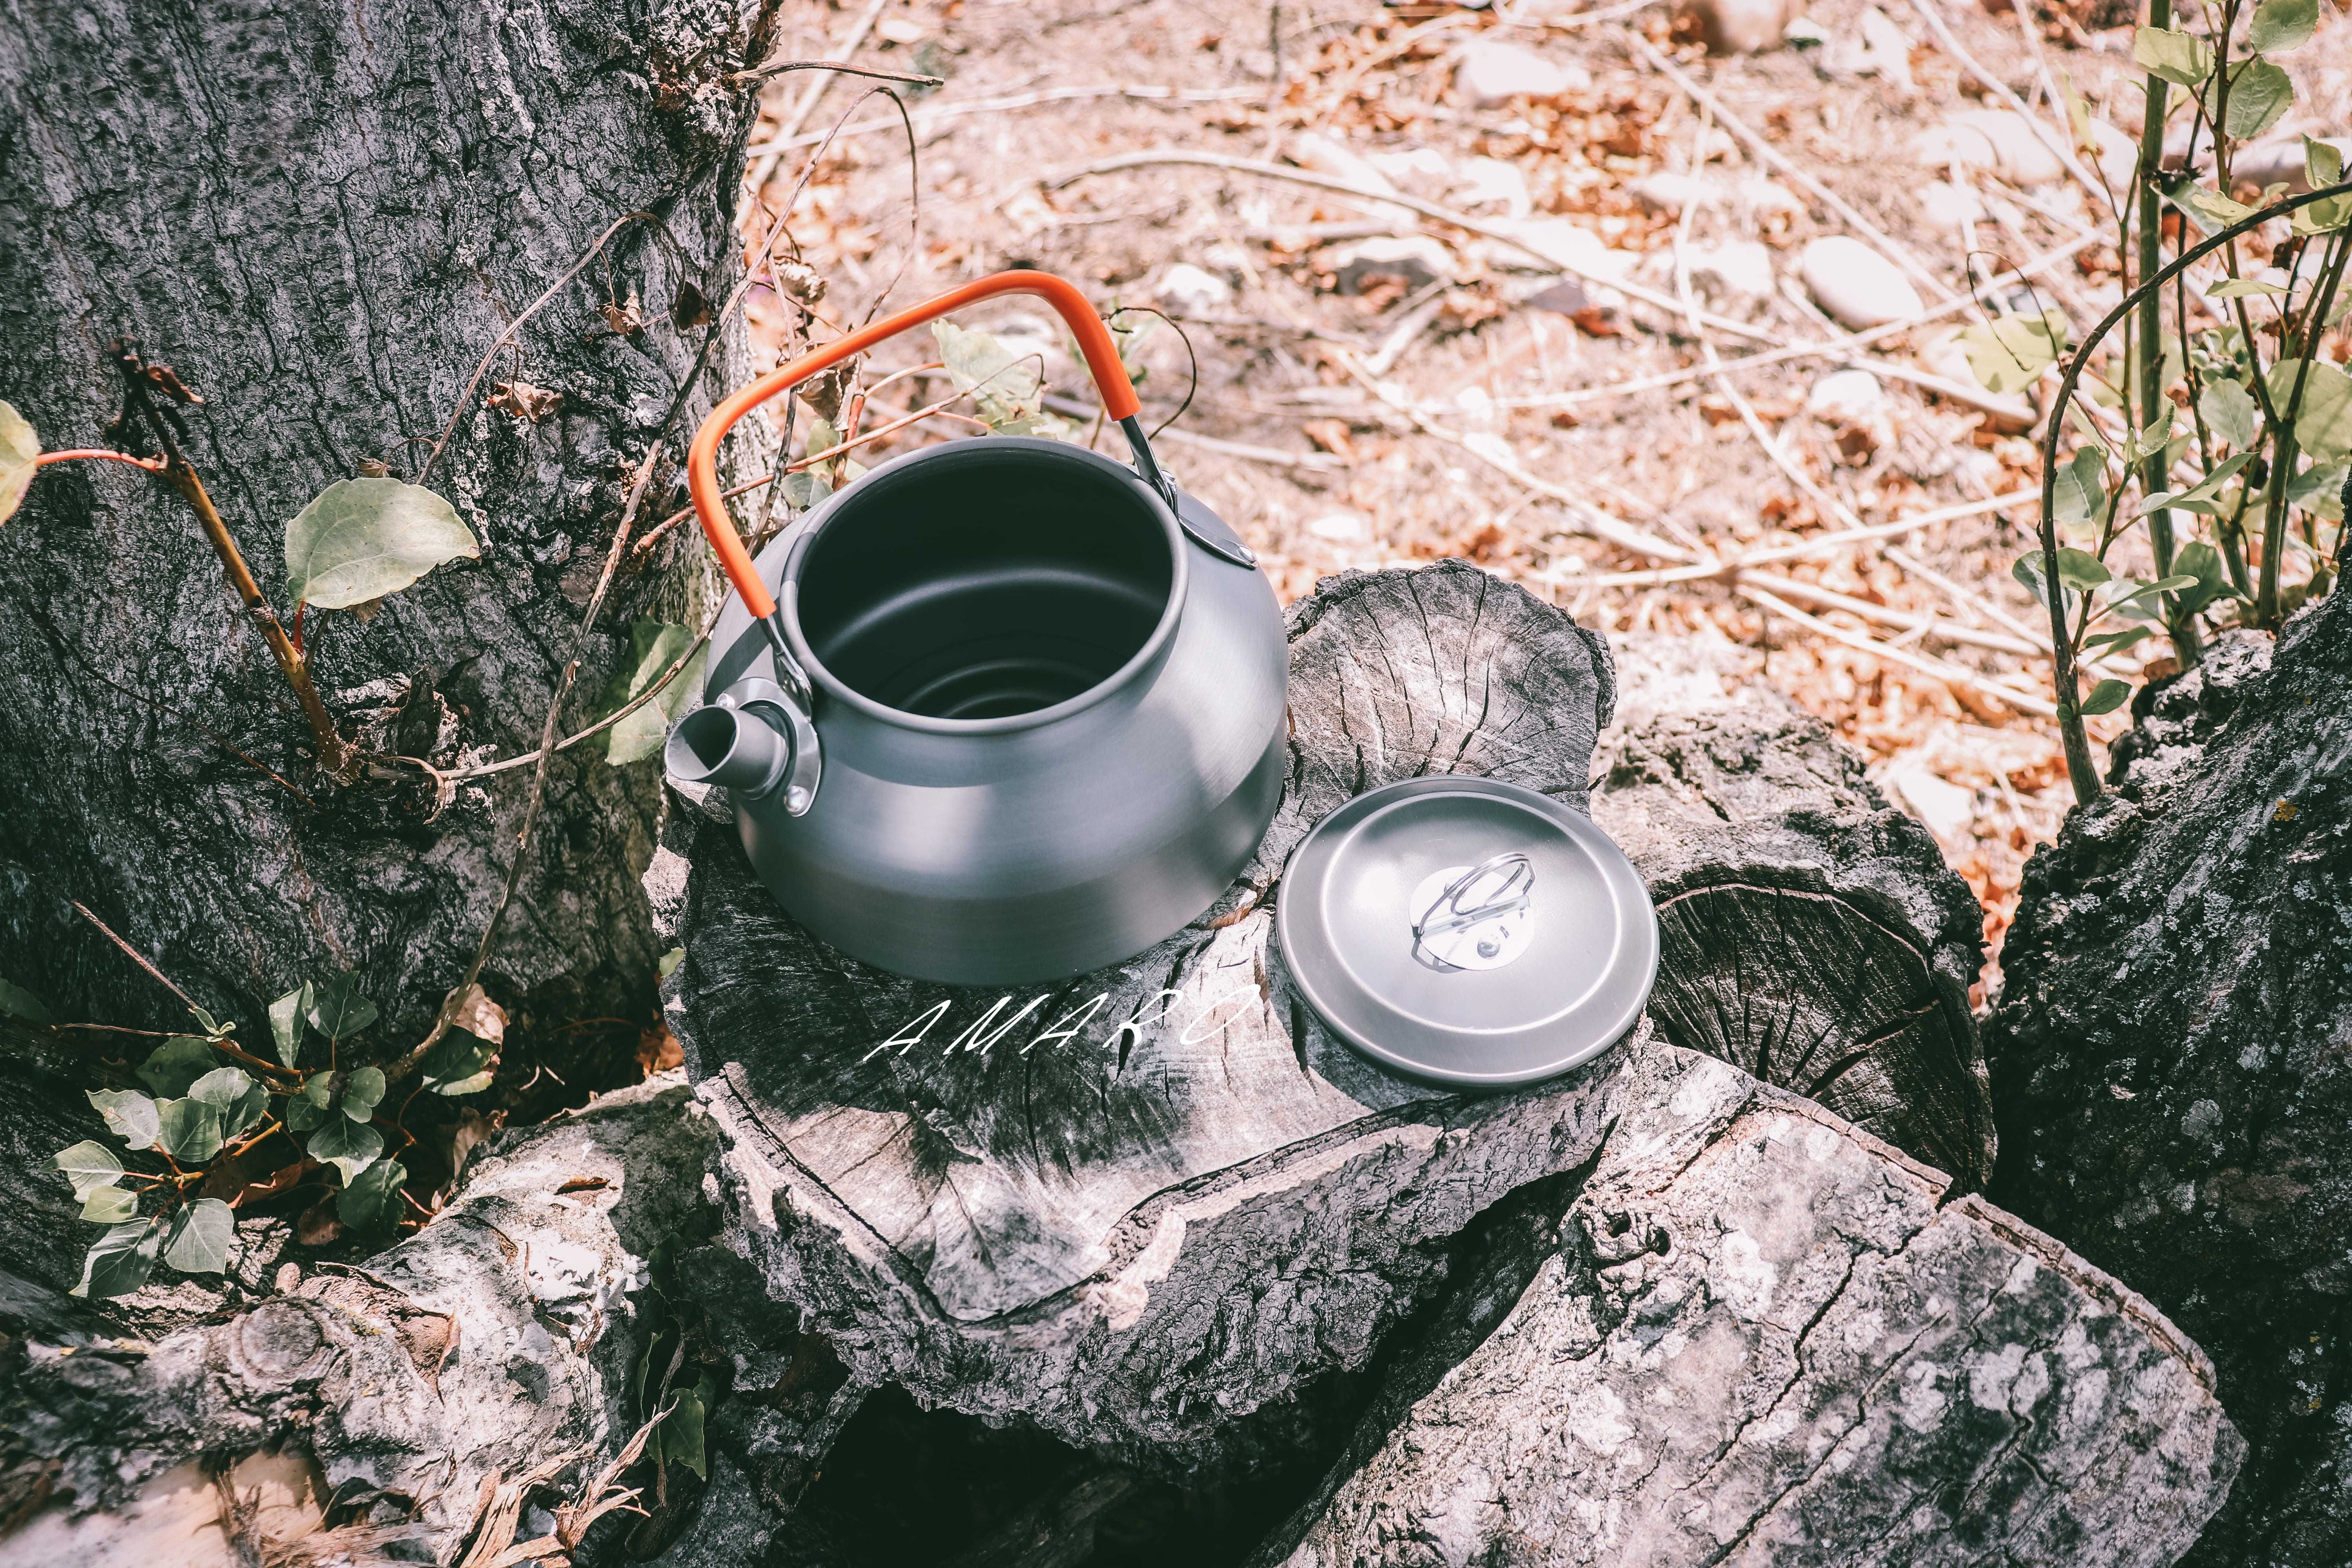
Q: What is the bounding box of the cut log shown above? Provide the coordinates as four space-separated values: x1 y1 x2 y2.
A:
0 1076 723 1565
670 562 1998 1480
1983 608 2352 1566
0 0 774 1045
674 561 1627 1471
1590 635 1995 1188
1258 1040 2243 1568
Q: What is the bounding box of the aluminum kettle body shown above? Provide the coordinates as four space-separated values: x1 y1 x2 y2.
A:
680 436 1289 985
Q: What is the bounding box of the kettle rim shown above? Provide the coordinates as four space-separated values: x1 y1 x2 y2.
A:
773 435 1194 738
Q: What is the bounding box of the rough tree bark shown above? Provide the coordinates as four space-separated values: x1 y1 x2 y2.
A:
666 562 2003 1491
1984 597 2352 1566
0 0 775 1045
0 1075 733 1564
1254 1042 2241 1568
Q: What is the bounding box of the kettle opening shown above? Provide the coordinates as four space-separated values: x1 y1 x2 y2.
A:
792 443 1181 724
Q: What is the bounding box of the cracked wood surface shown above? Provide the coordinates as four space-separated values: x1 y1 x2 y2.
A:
1265 1041 2243 1568
0 0 774 1044
1985 605 2352 1567
672 560 1624 1466
1592 635 1995 1189
2 1076 717 1564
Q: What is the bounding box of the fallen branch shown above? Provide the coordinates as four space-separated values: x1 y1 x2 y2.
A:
1561 489 2039 583
746 85 1263 157
732 57 942 88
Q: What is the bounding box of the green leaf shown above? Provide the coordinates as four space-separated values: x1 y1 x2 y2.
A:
2080 678 2134 716
2308 136 2346 191
780 470 832 509
189 1066 268 1142
284 479 477 610
1958 310 2069 395
2054 449 2108 525
2269 360 2352 462
2145 451 2255 514
2206 277 2287 300
340 1065 386 1121
336 1155 409 1233
2013 551 2051 608
660 1377 711 1481
2220 59 2295 141
420 1033 497 1096
2170 184 2257 235
0 976 52 1024
2055 547 2112 590
2289 461 2348 521
2133 26 2214 86
603 618 708 766
285 1092 329 1134
307 1117 383 1184
2199 379 2260 449
306 974 378 1042
138 1037 220 1099
2249 0 2317 53
0 400 38 526
72 1220 162 1299
2173 541 2234 613
2083 625 2156 655
55 1139 124 1200
269 985 309 1069
2292 194 2352 237
87 1089 161 1151
154 1097 225 1164
932 321 1070 439
162 1198 236 1274
81 1186 140 1223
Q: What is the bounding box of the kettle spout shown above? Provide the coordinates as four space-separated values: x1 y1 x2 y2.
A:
666 701 793 800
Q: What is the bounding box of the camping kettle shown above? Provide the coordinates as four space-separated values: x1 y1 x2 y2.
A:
667 270 1289 985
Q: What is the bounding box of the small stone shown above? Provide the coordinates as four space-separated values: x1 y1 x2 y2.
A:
1799 236 1926 329
1308 512 1368 543
1286 132 1399 197
1807 368 1886 422
874 15 926 44
1362 147 1453 187
1452 40 1588 107
1677 0 1789 54
1154 262 1231 316
1627 171 1711 216
273 1262 301 1294
1453 156 1531 217
1687 240 1776 302
1326 235 1455 295
1920 180 1987 227
1891 766 1976 842
1915 110 2066 187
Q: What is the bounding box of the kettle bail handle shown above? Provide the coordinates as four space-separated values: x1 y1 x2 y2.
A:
683 270 1159 628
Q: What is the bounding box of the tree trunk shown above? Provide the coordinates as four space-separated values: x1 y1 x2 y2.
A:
1984 606 2352 1566
1253 1040 2241 1568
0 0 773 1046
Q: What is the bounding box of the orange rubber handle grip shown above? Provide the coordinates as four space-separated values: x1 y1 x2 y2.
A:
686 270 1142 621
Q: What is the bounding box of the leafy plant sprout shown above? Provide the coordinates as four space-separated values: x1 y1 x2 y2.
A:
1956 0 2352 802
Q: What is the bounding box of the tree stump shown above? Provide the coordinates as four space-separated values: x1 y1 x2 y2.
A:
1591 636 1995 1187
674 561 1626 1471
670 562 2001 1475
1984 603 2352 1566
1256 1041 2242 1568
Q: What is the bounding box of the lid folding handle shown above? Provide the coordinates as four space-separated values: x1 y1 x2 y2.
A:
684 271 1174 654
